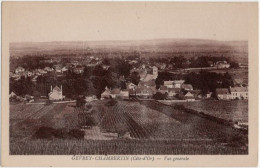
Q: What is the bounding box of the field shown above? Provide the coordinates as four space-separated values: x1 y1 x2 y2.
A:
173 100 248 123
10 100 248 155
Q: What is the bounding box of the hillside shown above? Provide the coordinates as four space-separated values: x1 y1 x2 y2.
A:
9 39 248 62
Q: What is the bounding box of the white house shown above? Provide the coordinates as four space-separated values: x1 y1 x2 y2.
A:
173 80 185 88
15 66 25 74
48 85 65 100
230 87 248 100
164 81 174 88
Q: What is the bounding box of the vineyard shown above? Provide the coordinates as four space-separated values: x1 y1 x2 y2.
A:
10 100 248 154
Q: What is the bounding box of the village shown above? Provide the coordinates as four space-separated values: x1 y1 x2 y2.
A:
9 55 248 104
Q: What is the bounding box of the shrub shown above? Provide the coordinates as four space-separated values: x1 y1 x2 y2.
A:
76 97 86 107
174 105 185 110
85 104 92 111
69 129 85 139
45 99 53 106
33 126 57 139
105 99 117 106
153 92 167 100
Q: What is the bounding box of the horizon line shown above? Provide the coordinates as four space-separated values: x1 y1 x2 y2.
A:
10 37 248 44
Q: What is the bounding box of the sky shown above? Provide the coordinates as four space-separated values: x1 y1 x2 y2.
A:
3 2 256 42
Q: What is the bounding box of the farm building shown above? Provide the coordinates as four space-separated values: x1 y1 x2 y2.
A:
54 65 62 73
119 90 129 99
85 95 98 102
61 67 68 72
215 88 231 100
184 91 195 101
216 61 230 69
173 80 185 88
135 86 153 98
230 87 248 100
181 84 193 90
126 82 137 90
15 66 25 74
110 88 121 98
128 88 136 97
101 87 111 99
44 67 54 72
48 85 65 100
73 66 84 74
9 92 17 98
164 81 174 88
159 86 168 94
168 88 181 97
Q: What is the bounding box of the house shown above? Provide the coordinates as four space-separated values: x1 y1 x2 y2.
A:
61 67 68 72
139 66 158 81
15 66 25 74
55 65 62 73
25 94 34 101
138 80 157 93
85 95 98 102
135 86 153 98
126 82 137 90
128 88 136 97
119 90 129 99
31 76 38 82
155 63 166 70
184 91 195 101
159 86 168 94
164 81 174 88
230 87 248 100
215 88 231 100
73 66 84 74
110 88 121 98
48 85 65 100
129 60 138 65
38 69 47 74
9 92 17 98
102 65 110 70
233 78 244 87
216 61 230 69
173 80 185 88
44 67 54 72
168 88 181 97
181 84 193 91
208 61 214 67
101 87 111 99
26 71 33 77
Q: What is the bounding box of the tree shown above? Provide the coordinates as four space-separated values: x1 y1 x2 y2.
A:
230 62 240 69
153 92 167 100
129 72 140 85
76 97 86 107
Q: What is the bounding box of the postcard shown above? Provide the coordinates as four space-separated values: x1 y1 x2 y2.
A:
1 2 258 167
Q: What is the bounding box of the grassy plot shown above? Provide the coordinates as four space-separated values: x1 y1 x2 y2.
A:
10 100 248 155
174 100 248 122
10 139 247 155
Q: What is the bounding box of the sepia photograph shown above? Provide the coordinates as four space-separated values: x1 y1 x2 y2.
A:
1 1 258 167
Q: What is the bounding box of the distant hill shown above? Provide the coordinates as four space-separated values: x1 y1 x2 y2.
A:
10 39 248 62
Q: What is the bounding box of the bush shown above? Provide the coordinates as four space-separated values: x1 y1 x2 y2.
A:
33 126 57 139
174 105 185 110
69 129 85 139
33 127 85 139
105 99 117 106
85 104 92 111
153 92 167 100
45 99 53 106
76 97 86 107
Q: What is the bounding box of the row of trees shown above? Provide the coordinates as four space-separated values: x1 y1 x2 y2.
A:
155 71 234 94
